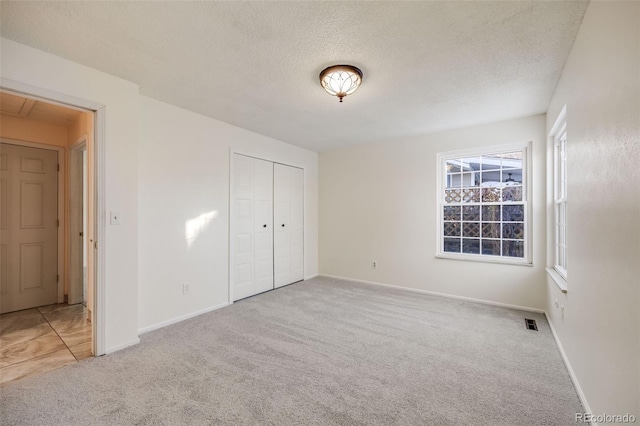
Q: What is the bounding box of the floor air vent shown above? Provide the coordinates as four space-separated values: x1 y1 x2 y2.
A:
525 318 538 331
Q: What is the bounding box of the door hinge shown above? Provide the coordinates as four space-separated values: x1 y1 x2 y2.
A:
57 164 60 172
57 219 60 227
56 274 59 283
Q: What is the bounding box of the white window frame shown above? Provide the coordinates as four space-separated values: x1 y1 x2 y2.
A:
435 141 533 266
549 107 568 285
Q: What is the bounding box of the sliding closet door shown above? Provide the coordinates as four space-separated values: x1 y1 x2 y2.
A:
274 163 304 288
232 154 273 301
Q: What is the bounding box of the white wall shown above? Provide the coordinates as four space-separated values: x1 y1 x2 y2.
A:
137 96 318 331
1 37 318 349
545 2 640 417
1 38 140 352
320 114 547 310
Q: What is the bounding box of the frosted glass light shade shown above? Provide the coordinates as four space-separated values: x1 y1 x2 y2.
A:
319 65 363 102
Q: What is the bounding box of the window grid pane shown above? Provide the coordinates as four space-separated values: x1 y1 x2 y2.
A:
555 200 567 271
441 148 527 261
553 127 568 277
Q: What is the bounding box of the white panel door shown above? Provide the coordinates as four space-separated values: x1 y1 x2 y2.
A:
253 158 274 294
232 154 274 301
232 154 255 301
0 143 58 313
288 166 304 283
274 163 304 288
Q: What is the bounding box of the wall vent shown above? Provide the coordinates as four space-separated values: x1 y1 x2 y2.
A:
525 318 538 331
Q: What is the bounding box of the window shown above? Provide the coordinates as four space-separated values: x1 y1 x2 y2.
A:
437 142 532 264
552 116 568 279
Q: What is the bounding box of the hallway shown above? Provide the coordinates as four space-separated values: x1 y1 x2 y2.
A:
0 304 92 384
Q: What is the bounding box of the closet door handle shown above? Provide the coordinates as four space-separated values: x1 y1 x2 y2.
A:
281 224 285 227
263 224 267 228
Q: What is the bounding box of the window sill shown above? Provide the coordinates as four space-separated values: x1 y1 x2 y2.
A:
546 268 568 293
436 253 533 267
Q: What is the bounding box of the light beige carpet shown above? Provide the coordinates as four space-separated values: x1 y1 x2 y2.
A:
0 276 582 425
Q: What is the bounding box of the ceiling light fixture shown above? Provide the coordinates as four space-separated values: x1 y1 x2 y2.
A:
319 65 363 103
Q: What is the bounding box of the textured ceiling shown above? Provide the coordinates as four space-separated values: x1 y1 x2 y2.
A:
0 1 588 152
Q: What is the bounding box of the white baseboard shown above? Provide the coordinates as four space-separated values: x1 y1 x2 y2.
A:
138 302 230 335
545 312 594 422
304 273 319 280
319 274 545 313
105 338 140 355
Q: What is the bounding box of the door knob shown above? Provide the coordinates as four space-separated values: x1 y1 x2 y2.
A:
263 224 267 228
281 224 285 227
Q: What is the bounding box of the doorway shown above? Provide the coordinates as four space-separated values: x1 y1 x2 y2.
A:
0 90 98 383
0 142 60 313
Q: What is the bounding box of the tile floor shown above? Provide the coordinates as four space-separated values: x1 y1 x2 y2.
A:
0 304 92 385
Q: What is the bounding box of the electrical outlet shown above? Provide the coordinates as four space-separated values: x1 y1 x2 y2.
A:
372 261 377 269
561 305 565 320
183 283 190 295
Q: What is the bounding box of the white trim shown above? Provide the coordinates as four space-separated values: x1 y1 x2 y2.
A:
546 267 568 293
69 136 88 151
435 253 533 267
435 141 533 265
94 108 106 356
549 105 567 137
0 138 66 305
304 273 319 280
552 123 568 278
105 338 140 355
1 80 107 357
319 274 545 313
545 312 594 422
435 140 532 161
549 106 568 284
138 302 230 335
228 148 235 305
230 148 306 171
68 136 87 306
1 78 103 112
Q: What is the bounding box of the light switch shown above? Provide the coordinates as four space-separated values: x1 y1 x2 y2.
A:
110 211 121 225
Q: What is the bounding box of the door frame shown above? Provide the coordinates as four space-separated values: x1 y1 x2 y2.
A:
0 138 65 305
229 150 305 305
1 77 107 356
68 137 87 305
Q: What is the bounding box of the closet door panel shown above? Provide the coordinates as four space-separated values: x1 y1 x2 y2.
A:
232 156 304 299
273 164 291 288
253 159 274 294
232 154 255 300
274 163 303 288
289 167 304 282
